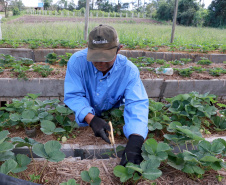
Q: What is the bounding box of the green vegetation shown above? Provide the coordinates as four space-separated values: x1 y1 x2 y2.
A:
2 22 226 52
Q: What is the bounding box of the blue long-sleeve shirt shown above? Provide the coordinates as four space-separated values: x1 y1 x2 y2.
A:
64 48 149 139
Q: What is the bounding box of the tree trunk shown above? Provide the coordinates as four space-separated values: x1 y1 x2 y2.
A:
5 2 8 18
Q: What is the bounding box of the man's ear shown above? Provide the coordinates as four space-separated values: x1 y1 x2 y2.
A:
116 44 123 54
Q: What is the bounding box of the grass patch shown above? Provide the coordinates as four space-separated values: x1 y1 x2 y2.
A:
1 21 226 50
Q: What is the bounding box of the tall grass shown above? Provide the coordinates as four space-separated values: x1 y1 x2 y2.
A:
3 21 226 46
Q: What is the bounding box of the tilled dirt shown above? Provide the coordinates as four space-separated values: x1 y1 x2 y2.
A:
14 158 226 185
0 62 225 80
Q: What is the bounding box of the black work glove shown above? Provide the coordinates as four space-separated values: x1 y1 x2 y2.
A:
90 116 111 144
120 135 144 166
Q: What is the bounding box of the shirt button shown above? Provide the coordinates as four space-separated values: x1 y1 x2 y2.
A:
100 80 102 82
95 105 97 107
97 93 99 96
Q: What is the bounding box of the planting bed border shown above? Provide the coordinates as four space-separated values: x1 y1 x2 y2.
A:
0 48 226 63
0 78 225 99
11 136 226 160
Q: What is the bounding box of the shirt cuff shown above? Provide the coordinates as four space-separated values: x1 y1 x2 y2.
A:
77 106 95 127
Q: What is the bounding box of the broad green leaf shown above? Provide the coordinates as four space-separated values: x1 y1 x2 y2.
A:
176 126 204 141
113 165 133 182
54 128 66 133
91 177 101 185
0 151 14 161
0 130 9 144
142 168 162 180
11 137 38 148
148 120 162 131
9 113 21 121
211 139 225 154
60 179 79 185
44 140 62 154
89 167 100 180
56 106 69 114
183 164 205 174
198 140 211 154
32 143 48 158
211 161 223 171
126 162 142 174
48 151 65 162
11 154 31 173
133 172 140 181
0 159 17 175
144 138 158 154
81 171 91 182
27 93 40 100
140 158 160 171
157 142 172 152
200 156 222 163
0 142 14 152
40 120 56 135
22 110 36 119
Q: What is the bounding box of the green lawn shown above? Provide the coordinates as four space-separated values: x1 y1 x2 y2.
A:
1 21 226 49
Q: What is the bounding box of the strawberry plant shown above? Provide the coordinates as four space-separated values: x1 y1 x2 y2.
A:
170 59 184 65
148 99 170 131
81 167 101 185
197 57 212 65
45 52 58 65
60 179 79 185
174 68 193 77
58 53 72 66
180 58 192 64
190 66 206 73
32 64 54 77
209 68 226 76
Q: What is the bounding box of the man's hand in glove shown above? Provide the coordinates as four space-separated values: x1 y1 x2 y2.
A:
89 115 111 144
120 134 144 166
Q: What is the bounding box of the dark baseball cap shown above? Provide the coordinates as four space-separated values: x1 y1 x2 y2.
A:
87 24 119 62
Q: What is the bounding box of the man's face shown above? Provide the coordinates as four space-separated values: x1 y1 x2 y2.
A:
92 55 116 73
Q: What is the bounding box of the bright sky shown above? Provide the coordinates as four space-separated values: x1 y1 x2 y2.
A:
21 0 213 9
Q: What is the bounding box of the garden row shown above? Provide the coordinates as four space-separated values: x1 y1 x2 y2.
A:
0 91 226 184
0 39 226 53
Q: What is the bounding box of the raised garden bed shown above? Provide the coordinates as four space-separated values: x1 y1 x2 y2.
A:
0 48 226 63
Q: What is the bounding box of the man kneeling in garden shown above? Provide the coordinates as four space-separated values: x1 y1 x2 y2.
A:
64 24 149 166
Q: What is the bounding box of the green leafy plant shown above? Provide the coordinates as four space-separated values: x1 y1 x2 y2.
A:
174 68 193 77
211 116 226 131
11 63 30 80
165 92 217 127
81 167 101 185
190 66 206 73
197 57 212 65
101 107 125 136
148 99 170 131
155 59 166 65
45 52 58 65
209 68 225 76
60 179 79 185
180 58 192 64
170 59 184 65
32 64 54 77
58 53 72 66
40 120 65 135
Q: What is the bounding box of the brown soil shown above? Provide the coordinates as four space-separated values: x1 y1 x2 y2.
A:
7 15 162 24
8 126 127 146
14 158 226 185
0 62 225 80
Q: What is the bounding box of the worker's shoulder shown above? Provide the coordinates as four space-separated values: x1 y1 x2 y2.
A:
69 48 88 65
117 54 139 73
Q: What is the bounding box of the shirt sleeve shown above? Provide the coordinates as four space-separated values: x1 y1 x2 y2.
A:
123 68 149 140
64 55 95 126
